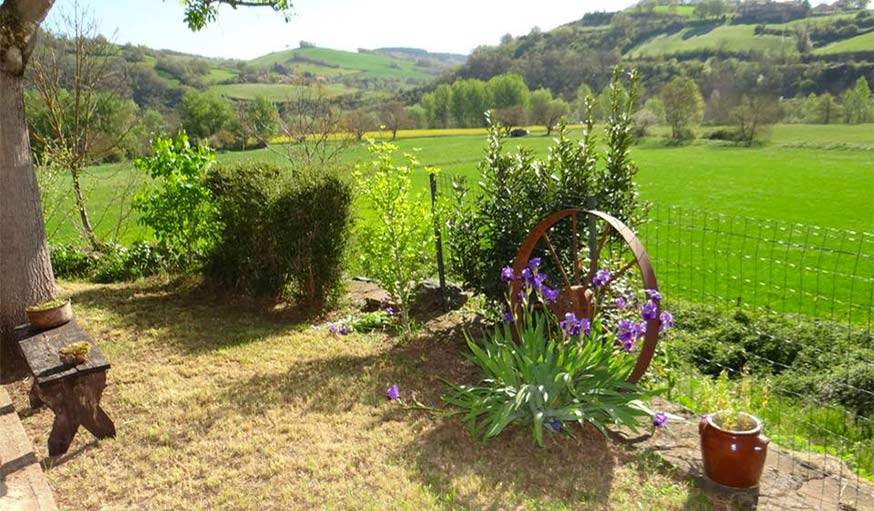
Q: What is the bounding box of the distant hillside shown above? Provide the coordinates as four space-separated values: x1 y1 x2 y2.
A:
248 47 434 80
448 2 874 100
370 47 468 65
115 41 463 109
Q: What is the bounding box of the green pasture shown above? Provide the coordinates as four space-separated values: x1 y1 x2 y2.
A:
767 12 858 29
248 47 434 81
47 123 874 243
627 23 798 58
813 30 874 54
207 82 356 101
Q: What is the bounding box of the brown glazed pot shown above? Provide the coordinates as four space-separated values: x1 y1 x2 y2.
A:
699 411 769 488
26 300 73 331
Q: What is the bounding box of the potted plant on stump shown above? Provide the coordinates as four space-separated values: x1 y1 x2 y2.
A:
699 410 770 488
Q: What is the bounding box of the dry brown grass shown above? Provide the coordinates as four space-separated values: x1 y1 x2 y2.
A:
5 278 713 510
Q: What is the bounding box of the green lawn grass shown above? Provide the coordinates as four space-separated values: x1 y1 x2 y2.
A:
628 23 798 58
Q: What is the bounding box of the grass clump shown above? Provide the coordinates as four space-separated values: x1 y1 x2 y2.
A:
26 298 69 312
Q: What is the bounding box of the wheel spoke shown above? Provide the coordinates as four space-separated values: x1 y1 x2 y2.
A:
600 257 638 296
542 232 573 290
585 222 610 286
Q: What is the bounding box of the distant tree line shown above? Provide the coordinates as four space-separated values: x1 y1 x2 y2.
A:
416 73 570 132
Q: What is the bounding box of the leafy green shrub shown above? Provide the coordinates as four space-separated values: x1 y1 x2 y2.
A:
446 67 644 300
705 128 744 142
51 242 165 282
134 132 220 269
444 259 670 445
271 169 353 308
667 300 874 418
207 161 353 308
92 242 166 283
823 363 874 418
355 141 434 337
50 244 97 278
207 161 284 295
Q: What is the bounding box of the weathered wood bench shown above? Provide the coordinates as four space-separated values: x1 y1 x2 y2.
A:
14 321 116 457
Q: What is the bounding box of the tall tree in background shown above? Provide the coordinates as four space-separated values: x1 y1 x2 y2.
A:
378 100 410 140
660 76 704 141
528 88 569 135
0 0 291 382
842 76 873 124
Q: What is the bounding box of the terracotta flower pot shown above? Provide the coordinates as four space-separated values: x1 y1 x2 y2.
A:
25 300 73 331
699 411 769 488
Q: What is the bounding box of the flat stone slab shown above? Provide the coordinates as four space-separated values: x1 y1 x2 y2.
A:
0 387 57 511
615 400 874 511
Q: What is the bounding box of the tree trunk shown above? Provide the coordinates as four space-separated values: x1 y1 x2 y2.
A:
0 69 57 383
70 165 100 249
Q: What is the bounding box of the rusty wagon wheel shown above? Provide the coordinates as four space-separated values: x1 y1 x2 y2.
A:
509 209 660 384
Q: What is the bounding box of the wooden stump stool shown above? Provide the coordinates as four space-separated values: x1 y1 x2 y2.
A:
14 321 116 457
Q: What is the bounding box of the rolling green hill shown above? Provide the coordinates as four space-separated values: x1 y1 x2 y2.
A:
248 47 438 81
452 6 873 100
813 30 874 54
627 24 797 58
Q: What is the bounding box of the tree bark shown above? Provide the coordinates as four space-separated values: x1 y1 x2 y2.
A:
70 165 100 249
1 0 58 383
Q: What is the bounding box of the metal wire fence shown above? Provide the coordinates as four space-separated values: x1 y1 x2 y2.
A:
640 204 874 509
430 175 874 508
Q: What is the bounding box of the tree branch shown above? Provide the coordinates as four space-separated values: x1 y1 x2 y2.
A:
0 0 55 74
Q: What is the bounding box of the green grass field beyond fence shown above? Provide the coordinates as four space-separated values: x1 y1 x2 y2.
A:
49 123 874 240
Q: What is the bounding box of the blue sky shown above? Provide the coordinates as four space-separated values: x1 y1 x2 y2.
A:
46 0 644 59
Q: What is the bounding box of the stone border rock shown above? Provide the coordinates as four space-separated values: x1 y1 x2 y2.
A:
0 386 57 511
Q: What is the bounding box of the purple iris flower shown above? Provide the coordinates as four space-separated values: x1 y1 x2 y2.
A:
521 267 533 287
501 266 515 282
645 289 662 302
386 384 400 400
653 412 669 429
633 321 647 339
541 285 559 304
327 323 338 334
561 313 591 337
622 339 635 352
549 418 562 432
385 307 395 316
579 318 592 337
560 312 580 335
593 269 611 288
614 296 627 310
338 324 350 335
528 258 542 269
617 319 635 342
659 311 674 332
641 301 658 321
503 311 514 323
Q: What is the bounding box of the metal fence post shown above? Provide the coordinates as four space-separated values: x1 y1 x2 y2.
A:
429 172 448 310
